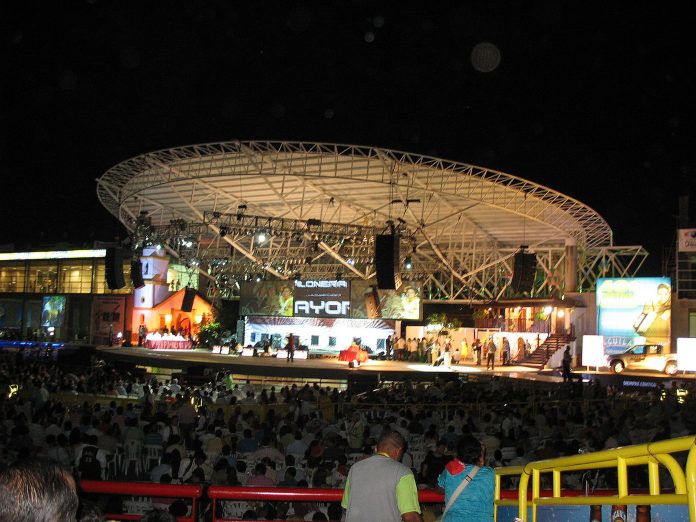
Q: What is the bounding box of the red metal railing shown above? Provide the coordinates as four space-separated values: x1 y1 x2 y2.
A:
207 486 445 522
80 480 203 521
77 481 654 522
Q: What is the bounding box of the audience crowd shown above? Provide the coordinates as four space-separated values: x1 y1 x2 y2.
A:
1 349 695 521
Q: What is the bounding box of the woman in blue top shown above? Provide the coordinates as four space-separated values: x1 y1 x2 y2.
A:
438 435 495 521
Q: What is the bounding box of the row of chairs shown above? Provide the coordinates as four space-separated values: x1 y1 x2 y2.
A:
106 440 163 477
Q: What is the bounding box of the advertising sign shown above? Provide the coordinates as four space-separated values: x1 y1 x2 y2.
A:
678 229 696 252
294 280 351 318
596 277 671 354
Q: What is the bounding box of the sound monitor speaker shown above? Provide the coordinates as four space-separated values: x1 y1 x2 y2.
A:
105 248 125 290
181 287 196 312
511 252 537 293
130 260 145 289
375 234 400 289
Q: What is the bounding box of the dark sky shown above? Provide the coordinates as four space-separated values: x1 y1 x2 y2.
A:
2 2 694 275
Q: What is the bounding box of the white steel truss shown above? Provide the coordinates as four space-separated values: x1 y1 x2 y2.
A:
96 140 647 300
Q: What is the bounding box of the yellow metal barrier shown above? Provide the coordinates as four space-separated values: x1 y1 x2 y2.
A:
508 435 696 522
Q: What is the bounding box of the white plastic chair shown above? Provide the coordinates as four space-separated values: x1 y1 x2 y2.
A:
143 444 162 470
122 439 143 476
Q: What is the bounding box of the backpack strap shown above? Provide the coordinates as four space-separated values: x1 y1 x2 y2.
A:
442 465 480 518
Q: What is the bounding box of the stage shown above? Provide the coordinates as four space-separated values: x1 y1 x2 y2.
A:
95 345 559 383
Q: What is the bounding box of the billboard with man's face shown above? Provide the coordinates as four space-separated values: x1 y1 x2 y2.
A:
596 277 671 354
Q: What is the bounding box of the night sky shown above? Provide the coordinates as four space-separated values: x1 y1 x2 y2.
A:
2 2 694 275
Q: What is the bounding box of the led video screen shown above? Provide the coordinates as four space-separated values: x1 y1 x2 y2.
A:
293 280 351 318
239 281 294 316
41 295 66 328
351 280 421 320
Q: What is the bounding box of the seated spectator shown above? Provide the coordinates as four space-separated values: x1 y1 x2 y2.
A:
78 435 106 480
238 429 259 454
211 459 229 484
0 458 79 522
252 436 284 464
246 462 275 487
286 430 309 457
277 466 298 487
179 450 212 483
150 452 174 483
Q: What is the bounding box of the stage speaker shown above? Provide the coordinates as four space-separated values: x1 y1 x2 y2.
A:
130 260 145 289
105 248 125 290
375 234 400 289
181 287 196 312
511 252 537 293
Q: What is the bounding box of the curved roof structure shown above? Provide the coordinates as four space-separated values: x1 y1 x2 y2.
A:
97 141 642 300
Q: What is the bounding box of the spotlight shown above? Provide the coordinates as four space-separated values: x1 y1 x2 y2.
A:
256 231 267 243
305 256 313 265
219 226 229 238
404 256 413 270
255 274 263 282
347 258 355 265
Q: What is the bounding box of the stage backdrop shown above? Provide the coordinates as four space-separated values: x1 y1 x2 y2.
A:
596 277 671 354
240 279 422 320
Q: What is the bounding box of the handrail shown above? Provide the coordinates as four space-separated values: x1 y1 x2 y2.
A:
207 486 444 522
514 435 696 522
80 480 203 522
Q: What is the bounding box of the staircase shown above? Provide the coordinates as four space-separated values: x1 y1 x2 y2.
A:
519 333 573 369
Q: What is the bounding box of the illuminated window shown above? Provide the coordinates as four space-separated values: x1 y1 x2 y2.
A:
27 262 58 294
59 260 94 293
0 263 26 293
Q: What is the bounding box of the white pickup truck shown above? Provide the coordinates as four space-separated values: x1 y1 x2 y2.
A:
606 344 677 375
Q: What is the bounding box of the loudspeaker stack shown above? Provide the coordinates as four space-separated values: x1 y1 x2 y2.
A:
511 251 537 293
375 234 401 290
105 248 125 290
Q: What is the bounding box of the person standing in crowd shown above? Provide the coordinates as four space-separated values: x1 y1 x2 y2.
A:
286 332 295 363
458 338 469 364
341 431 422 522
417 338 426 362
562 345 572 382
138 323 148 346
396 336 406 361
443 340 452 368
437 436 495 521
486 338 497 370
472 338 482 366
431 339 440 366
0 458 79 522
502 337 511 366
408 338 418 361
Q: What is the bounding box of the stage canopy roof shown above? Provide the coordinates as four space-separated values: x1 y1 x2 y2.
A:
97 141 647 301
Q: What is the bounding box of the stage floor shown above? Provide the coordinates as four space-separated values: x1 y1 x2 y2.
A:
95 345 562 383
